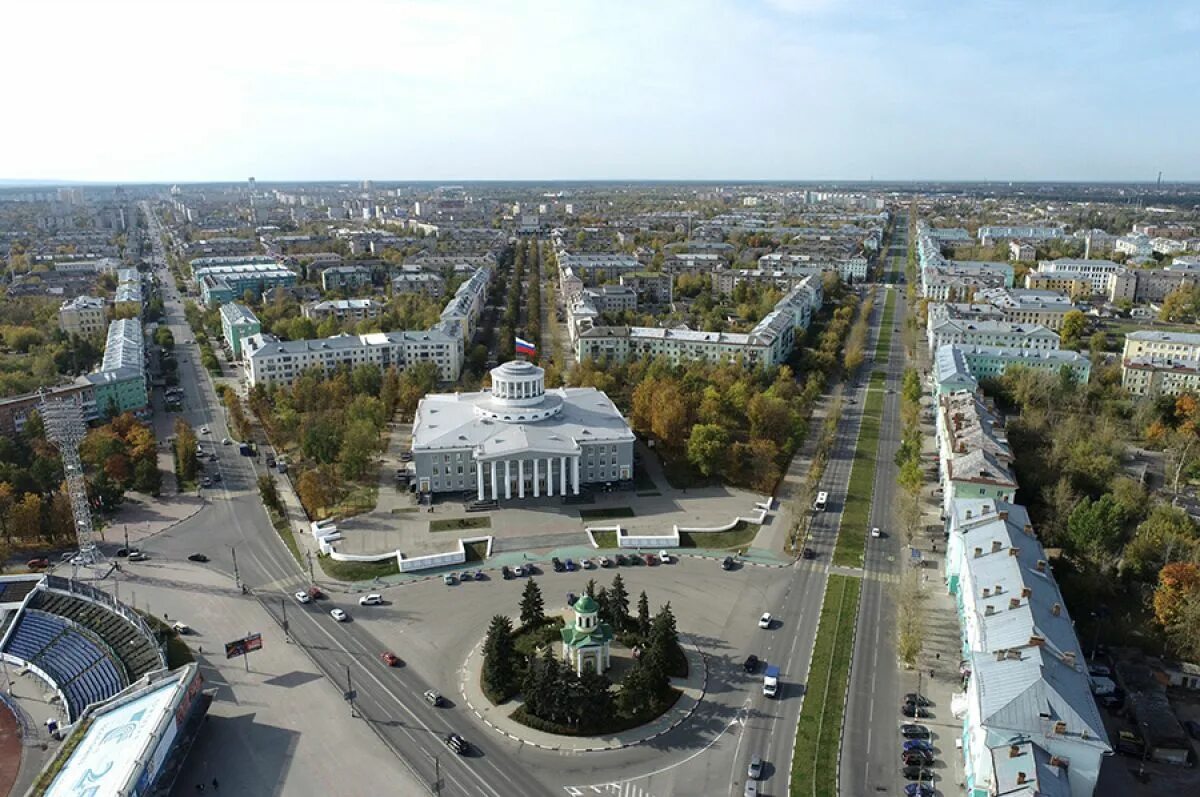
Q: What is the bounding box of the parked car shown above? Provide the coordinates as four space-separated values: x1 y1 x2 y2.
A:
902 750 934 766
658 550 671 564
512 565 524 577
171 621 191 635
582 558 595 569
443 573 457 585
802 547 816 560
615 553 629 566
904 693 932 707
566 592 578 607
722 556 735 571
330 608 348 622
552 557 564 572
359 594 383 606
900 724 930 739
901 766 934 782
871 527 883 538
901 703 931 718
424 689 445 707
758 613 773 629
460 570 473 581
1184 719 1200 740
643 554 657 566
115 548 129 557
902 740 934 754
221 438 231 445
444 733 469 755
128 551 148 562
565 559 577 572
501 565 513 579
743 654 760 673
187 553 209 563
381 651 401 667
904 785 933 797
27 558 49 570
294 591 311 604
599 556 612 568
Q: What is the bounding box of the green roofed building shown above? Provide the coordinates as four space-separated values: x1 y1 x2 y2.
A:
560 594 613 676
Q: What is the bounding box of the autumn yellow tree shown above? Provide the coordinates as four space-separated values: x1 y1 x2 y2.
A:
1154 562 1200 630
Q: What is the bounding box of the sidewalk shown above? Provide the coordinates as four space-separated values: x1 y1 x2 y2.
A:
457 633 708 752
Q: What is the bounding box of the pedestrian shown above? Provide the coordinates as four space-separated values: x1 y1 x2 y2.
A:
164 612 169 621
930 668 935 678
212 778 219 790
936 652 940 660
195 784 204 792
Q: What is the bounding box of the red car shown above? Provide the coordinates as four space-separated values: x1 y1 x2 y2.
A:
644 554 657 566
27 558 49 570
381 651 401 667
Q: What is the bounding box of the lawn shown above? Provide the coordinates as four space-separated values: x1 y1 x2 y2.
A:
790 574 862 797
833 374 885 567
578 506 635 521
463 540 489 562
513 617 566 658
429 516 492 533
590 530 618 549
874 288 897 360
269 509 302 565
678 521 757 550
316 554 399 582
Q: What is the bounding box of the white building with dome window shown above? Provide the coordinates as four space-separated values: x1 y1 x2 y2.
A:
410 360 635 499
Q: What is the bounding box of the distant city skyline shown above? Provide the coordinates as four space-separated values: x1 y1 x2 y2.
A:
3 0 1197 183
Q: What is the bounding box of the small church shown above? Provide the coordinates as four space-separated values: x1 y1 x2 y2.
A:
559 594 614 675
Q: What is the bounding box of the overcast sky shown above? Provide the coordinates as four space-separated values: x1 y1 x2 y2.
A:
3 0 1197 183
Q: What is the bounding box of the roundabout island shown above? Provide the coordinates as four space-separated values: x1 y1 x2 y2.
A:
462 574 707 749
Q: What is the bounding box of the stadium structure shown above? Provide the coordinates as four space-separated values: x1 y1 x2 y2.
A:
0 574 211 796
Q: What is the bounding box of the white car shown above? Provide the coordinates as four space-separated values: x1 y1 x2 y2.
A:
330 608 348 622
358 594 383 606
658 550 671 564
199 426 209 435
870 527 883 538
171 621 191 635
758 612 773 629
294 591 311 604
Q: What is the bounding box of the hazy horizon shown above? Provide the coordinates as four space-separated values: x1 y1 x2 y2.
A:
3 0 1197 183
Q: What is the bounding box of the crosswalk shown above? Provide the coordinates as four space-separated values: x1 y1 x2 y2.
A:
563 782 658 797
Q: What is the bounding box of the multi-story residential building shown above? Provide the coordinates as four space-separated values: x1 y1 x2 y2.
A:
58 295 108 338
945 498 1110 797
391 271 446 297
53 257 122 274
583 285 637 314
437 267 490 343
1128 266 1198 303
302 299 385 325
928 319 1059 357
973 287 1075 331
183 236 260 258
1035 259 1124 294
618 272 673 305
1115 233 1153 258
320 264 373 292
219 303 261 359
1122 329 1200 362
577 316 794 370
663 252 724 274
936 392 1018 514
1008 240 1036 261
1121 357 1200 398
977 225 1066 245
953 344 1091 384
410 361 635 498
85 318 148 418
242 328 463 387
114 268 143 315
758 252 866 282
557 252 641 284
1023 271 1095 300
712 266 827 296
932 344 979 396
192 261 297 307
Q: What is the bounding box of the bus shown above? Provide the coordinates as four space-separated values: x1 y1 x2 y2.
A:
813 492 828 511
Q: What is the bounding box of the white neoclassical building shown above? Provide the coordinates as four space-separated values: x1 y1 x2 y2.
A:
410 360 635 499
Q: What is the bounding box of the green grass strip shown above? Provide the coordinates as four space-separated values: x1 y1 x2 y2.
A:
873 288 897 361
833 375 884 567
790 574 862 797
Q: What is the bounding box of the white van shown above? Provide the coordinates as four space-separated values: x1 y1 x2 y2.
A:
813 492 828 511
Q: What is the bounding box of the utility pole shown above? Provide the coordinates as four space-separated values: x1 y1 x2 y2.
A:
123 525 129 553
231 546 240 590
346 665 357 718
433 755 441 796
281 597 289 643
306 549 315 584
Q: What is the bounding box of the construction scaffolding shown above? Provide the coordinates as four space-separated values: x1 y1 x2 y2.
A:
39 391 102 565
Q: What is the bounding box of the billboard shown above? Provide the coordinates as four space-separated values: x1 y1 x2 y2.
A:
224 632 263 659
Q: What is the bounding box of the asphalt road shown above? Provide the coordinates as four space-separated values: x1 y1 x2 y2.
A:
841 215 914 796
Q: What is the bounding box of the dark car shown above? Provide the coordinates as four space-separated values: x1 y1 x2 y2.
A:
902 750 934 766
187 553 209 563
1185 719 1200 740
26 558 50 570
904 693 932 707
902 740 934 754
902 766 934 781
900 724 930 740
902 703 931 718
615 553 629 566
552 557 565 572
904 785 934 797
722 556 735 571
444 733 469 755
501 565 512 579
115 547 129 557
802 547 816 560
565 559 577 572
743 654 760 673
525 563 540 575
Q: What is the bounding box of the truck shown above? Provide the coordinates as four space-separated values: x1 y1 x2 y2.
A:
763 665 780 698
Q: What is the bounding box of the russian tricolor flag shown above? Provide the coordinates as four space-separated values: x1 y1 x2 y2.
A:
515 337 536 356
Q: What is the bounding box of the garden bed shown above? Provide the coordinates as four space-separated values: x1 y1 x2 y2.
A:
579 507 635 521
430 516 491 533
316 554 399 582
510 686 682 737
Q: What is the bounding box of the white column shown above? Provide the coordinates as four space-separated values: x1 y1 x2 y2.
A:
572 456 580 495
533 458 540 498
561 456 568 496
546 457 553 497
518 460 526 498
490 461 498 501
505 460 512 500
476 461 484 501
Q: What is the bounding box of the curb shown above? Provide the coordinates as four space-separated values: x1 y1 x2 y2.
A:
458 638 708 753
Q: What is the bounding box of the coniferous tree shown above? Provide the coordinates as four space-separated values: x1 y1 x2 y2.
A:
609 574 630 631
482 615 517 700
636 590 651 637
520 578 545 628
